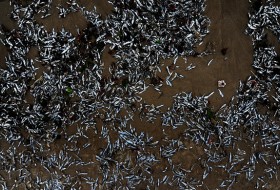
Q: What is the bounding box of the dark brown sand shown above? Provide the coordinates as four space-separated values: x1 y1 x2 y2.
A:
0 0 16 68
0 0 279 189
0 0 254 110
140 0 254 112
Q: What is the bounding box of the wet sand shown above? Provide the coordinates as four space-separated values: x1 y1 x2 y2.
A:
0 0 16 68
140 0 253 112
0 0 279 189
0 0 254 111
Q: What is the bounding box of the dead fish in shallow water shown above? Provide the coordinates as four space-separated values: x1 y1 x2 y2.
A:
207 59 214 66
218 89 224 97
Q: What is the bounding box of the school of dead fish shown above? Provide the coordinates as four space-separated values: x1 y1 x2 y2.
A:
0 0 279 189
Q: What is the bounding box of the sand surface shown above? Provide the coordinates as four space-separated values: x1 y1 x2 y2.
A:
0 0 254 111
0 0 280 189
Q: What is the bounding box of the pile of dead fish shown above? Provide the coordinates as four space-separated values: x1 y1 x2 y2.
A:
246 0 280 42
0 0 279 189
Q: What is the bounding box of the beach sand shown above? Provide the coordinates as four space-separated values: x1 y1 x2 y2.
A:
0 0 279 189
